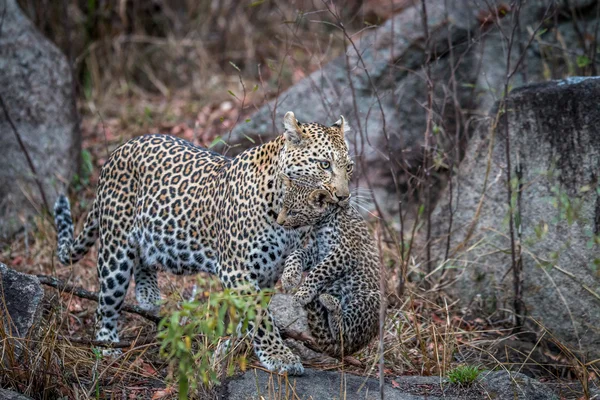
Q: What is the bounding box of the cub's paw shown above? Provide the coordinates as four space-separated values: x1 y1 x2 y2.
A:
293 286 317 306
281 267 302 293
318 293 341 313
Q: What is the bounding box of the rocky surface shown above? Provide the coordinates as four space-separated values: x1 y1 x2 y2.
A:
0 0 80 241
0 389 34 400
223 369 559 399
429 77 600 359
0 263 44 341
223 0 599 218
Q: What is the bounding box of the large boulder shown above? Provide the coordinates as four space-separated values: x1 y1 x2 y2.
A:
223 0 599 218
0 0 80 241
0 263 44 354
429 77 600 358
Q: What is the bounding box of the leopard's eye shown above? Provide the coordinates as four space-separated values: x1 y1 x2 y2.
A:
346 163 354 173
319 160 331 170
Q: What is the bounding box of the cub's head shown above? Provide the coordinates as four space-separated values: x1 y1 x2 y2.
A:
276 175 334 229
279 111 353 204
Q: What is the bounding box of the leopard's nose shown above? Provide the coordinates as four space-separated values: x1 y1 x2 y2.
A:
335 194 350 204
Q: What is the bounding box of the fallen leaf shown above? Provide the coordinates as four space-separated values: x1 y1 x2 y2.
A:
152 387 175 399
142 362 157 376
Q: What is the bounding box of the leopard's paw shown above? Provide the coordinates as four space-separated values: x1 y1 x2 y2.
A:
257 347 304 376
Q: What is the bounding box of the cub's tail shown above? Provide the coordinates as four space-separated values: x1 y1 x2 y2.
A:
54 195 99 265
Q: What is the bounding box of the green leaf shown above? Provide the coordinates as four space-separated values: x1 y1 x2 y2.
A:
576 55 591 68
229 61 241 72
243 134 255 143
227 90 236 97
209 136 224 148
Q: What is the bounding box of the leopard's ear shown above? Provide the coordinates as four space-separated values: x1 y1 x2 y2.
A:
332 115 350 137
276 207 288 225
283 111 303 144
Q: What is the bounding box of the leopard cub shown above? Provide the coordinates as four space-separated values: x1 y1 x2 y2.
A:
278 176 381 357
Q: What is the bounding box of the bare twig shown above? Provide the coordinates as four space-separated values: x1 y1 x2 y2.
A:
0 94 52 217
58 335 158 348
36 275 161 324
280 328 364 368
377 223 386 400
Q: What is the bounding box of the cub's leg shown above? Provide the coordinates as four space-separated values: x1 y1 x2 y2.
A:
318 293 343 342
294 254 346 306
281 249 305 292
304 299 336 346
281 231 319 292
95 233 136 351
315 291 380 358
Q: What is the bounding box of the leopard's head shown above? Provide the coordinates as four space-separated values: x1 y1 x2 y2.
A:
276 174 334 229
278 111 353 204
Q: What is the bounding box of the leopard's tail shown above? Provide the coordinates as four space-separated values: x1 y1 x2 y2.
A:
54 195 99 265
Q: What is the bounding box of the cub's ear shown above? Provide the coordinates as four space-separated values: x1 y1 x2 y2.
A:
332 115 350 136
283 111 303 144
309 189 334 209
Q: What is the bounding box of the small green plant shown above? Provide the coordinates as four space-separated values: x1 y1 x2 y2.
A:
158 277 272 399
447 365 482 386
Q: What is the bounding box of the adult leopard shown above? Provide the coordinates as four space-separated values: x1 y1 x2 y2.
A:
53 112 353 375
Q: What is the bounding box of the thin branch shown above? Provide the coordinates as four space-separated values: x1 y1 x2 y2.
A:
280 328 364 368
0 94 52 216
58 335 158 348
36 275 161 324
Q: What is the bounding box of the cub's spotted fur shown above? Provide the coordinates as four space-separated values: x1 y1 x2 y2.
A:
54 112 352 374
279 178 380 357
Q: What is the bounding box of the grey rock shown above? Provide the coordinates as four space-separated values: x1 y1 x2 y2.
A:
0 263 43 341
0 0 80 240
269 293 333 362
224 369 558 399
225 368 448 400
0 389 34 400
429 78 600 358
269 293 307 333
479 371 558 400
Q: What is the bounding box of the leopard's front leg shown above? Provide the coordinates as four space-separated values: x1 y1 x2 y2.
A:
224 273 304 375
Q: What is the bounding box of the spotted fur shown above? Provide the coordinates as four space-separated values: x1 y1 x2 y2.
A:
54 112 352 375
279 179 380 358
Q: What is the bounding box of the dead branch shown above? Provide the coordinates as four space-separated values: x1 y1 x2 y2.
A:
58 335 157 349
281 328 364 368
36 275 161 324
